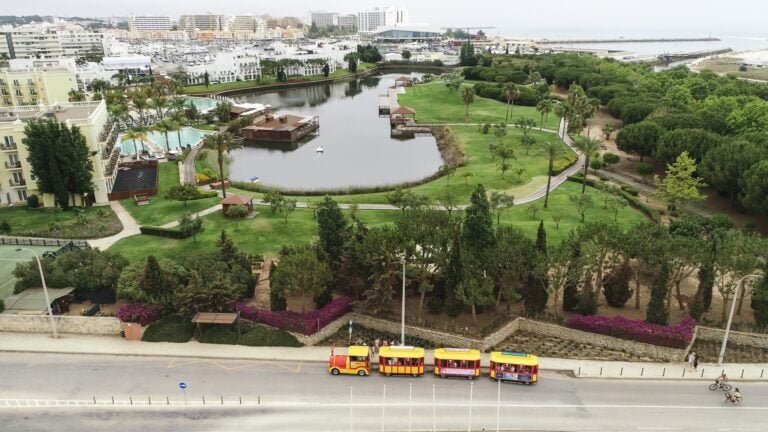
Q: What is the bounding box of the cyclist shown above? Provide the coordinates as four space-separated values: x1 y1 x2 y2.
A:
730 388 742 403
715 372 728 388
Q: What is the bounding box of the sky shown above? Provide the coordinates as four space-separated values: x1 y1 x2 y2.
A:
6 0 768 37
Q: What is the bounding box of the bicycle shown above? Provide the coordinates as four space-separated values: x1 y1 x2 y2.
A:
708 382 732 392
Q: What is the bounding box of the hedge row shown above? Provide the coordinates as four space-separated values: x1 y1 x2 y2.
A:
139 226 190 239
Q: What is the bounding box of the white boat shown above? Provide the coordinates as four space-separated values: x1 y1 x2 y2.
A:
248 176 260 183
316 146 324 153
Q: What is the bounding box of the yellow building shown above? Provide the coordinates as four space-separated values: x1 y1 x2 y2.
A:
0 100 118 206
0 67 77 108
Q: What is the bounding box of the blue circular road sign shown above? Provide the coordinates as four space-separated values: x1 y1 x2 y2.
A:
179 382 187 390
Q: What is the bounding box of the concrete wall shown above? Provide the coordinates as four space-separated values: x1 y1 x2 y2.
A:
349 313 484 349
0 315 121 335
696 326 768 349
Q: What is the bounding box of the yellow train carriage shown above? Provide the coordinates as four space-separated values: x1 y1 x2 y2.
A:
378 346 425 377
489 351 539 384
433 348 481 379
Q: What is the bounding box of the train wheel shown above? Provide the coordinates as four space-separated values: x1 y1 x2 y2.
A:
358 370 367 377
331 369 340 376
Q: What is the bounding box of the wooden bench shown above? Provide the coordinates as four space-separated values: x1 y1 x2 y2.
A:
133 194 150 206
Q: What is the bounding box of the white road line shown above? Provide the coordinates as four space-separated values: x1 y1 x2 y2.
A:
638 428 682 431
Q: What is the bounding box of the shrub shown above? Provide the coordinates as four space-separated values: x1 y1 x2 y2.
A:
620 185 639 196
116 303 160 326
602 153 620 164
0 220 10 234
444 296 464 318
603 261 632 307
314 288 333 309
552 154 579 175
427 296 444 314
198 326 239 345
139 226 190 239
238 325 303 347
590 159 604 170
567 315 696 349
142 318 194 343
235 297 352 335
27 194 39 208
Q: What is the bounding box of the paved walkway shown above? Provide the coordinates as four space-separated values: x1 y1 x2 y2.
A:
88 202 141 250
0 331 765 381
159 204 223 229
181 142 204 186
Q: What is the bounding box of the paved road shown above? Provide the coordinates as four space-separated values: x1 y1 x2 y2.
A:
0 353 765 431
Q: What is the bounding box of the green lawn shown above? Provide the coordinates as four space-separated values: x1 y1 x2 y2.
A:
230 126 575 205
110 207 401 263
498 181 649 244
120 161 220 227
183 64 375 94
110 181 649 263
0 205 122 239
399 81 561 130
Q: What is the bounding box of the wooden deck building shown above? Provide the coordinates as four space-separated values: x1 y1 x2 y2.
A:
241 113 319 145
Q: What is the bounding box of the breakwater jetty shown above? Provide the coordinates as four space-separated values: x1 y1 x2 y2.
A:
641 48 733 65
536 37 720 44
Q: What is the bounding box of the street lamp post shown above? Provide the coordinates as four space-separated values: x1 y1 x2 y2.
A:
16 248 58 338
718 273 762 365
401 257 406 346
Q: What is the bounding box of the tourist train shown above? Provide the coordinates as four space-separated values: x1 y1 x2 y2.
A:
329 346 539 384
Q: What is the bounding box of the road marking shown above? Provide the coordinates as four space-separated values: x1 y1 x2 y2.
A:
166 358 303 373
638 428 682 431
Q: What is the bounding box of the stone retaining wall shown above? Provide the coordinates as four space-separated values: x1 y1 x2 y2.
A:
341 313 483 349
695 326 768 348
291 314 353 346
514 318 686 361
0 315 121 335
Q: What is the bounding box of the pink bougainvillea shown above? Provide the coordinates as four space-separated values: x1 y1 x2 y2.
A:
116 303 160 326
567 315 696 349
236 297 352 335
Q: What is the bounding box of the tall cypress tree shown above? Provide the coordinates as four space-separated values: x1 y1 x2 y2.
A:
536 221 547 255
140 255 168 305
562 242 581 312
23 120 70 207
444 232 465 317
462 184 495 253
750 264 768 330
646 263 670 325
316 197 349 268
698 259 715 311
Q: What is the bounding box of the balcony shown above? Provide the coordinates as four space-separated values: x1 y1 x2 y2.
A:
4 161 21 169
10 178 26 187
1 144 17 151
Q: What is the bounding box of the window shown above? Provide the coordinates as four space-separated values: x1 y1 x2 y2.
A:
12 172 23 183
12 80 19 86
3 136 15 148
27 79 34 85
17 190 27 201
15 89 22 97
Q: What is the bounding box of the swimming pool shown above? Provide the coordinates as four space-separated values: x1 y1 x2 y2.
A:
182 97 219 113
119 126 211 155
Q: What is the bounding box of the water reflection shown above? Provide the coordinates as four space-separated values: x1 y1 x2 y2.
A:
229 73 443 191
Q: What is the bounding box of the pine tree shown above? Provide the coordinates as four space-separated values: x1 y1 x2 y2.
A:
139 255 167 305
688 289 706 321
217 230 240 262
575 271 598 315
646 263 670 325
524 269 549 317
536 221 547 255
562 243 581 312
316 197 349 267
462 184 495 253
603 259 633 307
444 232 465 317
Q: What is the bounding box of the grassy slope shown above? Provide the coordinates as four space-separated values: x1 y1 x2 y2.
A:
0 206 121 239
120 161 220 227
398 82 561 130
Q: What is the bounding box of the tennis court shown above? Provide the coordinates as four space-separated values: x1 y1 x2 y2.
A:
0 245 58 302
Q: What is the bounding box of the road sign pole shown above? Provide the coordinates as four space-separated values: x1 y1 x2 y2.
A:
183 389 187 405
178 382 188 405
496 380 501 432
432 384 436 432
467 381 474 432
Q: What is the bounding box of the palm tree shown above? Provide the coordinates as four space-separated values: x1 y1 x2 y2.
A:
503 82 519 124
202 132 241 198
122 127 148 158
461 86 475 123
539 141 566 208
168 111 187 147
169 97 187 115
133 96 148 126
68 89 86 102
536 98 554 130
574 136 601 193
150 96 169 120
152 120 174 152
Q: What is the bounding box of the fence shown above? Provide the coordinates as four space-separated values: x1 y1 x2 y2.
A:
0 236 90 248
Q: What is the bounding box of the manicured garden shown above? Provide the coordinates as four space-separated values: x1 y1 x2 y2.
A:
0 205 122 239
120 161 220 227
398 81 562 130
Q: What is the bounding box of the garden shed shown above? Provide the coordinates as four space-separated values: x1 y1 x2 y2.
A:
221 195 254 217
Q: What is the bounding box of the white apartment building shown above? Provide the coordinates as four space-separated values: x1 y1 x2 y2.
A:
178 15 224 32
128 16 173 32
0 26 103 60
0 100 118 206
310 12 339 28
356 7 408 32
337 15 357 31
186 49 261 85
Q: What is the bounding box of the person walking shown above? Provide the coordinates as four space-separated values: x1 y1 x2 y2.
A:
687 352 695 371
374 338 380 356
693 353 699 371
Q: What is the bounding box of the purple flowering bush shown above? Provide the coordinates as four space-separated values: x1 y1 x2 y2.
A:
116 303 160 326
236 297 352 335
567 315 697 349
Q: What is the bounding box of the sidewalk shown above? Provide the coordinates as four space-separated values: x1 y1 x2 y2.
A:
88 202 142 250
1 332 766 381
